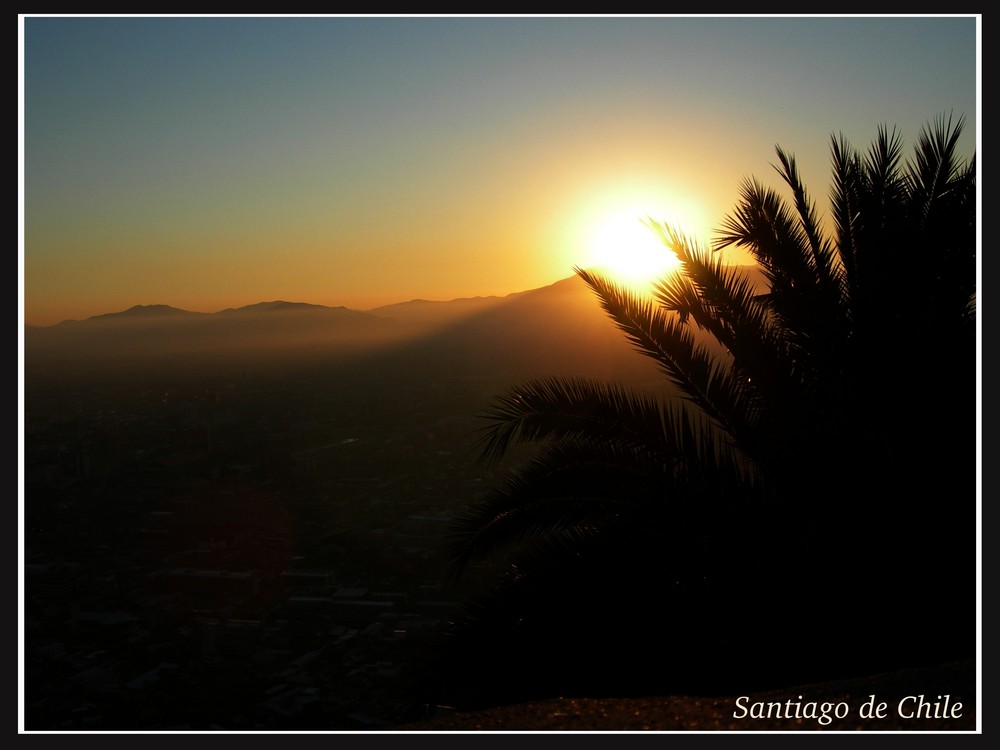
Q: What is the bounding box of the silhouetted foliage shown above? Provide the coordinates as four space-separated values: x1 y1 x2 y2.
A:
428 114 976 709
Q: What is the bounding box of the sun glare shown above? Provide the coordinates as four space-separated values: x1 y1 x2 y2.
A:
588 209 681 285
565 183 709 294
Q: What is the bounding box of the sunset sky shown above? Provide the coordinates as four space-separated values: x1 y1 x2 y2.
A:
19 15 979 327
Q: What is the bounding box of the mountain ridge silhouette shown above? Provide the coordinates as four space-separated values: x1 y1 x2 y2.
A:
24 270 754 387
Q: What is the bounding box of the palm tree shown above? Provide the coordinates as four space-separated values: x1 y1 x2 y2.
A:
434 114 976 707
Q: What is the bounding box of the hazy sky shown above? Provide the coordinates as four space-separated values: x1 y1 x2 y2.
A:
20 15 979 326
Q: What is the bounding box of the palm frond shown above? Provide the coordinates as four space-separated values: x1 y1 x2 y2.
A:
829 133 863 302
448 439 664 576
478 374 759 481
830 126 909 329
449 429 761 579
774 145 842 295
575 267 759 449
864 124 906 194
650 226 801 411
902 115 976 321
906 112 966 230
712 177 811 292
477 377 669 464
713 174 852 373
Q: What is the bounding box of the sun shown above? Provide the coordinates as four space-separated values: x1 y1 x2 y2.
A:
587 208 682 286
565 184 709 293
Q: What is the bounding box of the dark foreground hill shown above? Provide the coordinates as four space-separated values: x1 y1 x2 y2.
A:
400 658 977 732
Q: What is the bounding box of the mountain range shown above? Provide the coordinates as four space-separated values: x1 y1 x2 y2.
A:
24 271 751 389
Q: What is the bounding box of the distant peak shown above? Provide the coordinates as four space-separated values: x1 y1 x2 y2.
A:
220 301 331 314
92 304 194 320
